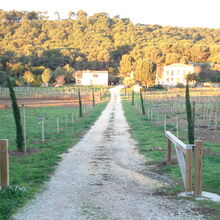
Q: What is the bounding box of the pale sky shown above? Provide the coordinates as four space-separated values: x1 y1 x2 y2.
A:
1 0 220 28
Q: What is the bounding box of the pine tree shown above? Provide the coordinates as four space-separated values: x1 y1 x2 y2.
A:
7 77 24 152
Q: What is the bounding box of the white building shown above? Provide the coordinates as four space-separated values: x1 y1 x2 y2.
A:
159 63 196 86
75 70 108 86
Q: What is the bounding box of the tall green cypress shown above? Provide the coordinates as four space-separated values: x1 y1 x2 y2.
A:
78 89 82 117
185 83 194 144
140 88 146 115
132 90 134 106
7 77 24 152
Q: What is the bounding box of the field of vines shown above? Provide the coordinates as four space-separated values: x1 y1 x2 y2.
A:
121 87 220 218
126 87 220 155
0 86 109 150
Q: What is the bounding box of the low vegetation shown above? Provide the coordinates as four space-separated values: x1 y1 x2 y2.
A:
122 99 220 219
0 101 107 219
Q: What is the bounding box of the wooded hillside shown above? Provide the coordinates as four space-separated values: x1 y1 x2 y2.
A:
0 9 220 86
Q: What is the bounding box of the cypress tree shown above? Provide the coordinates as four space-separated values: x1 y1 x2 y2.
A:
132 90 134 106
140 88 146 115
185 83 194 144
78 89 82 117
7 77 24 152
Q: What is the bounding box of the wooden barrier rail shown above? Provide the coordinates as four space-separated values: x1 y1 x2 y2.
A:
0 139 9 188
165 131 203 196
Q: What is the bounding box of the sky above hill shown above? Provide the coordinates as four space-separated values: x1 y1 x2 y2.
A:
1 0 219 28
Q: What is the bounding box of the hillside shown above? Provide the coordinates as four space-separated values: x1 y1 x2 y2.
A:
0 9 220 85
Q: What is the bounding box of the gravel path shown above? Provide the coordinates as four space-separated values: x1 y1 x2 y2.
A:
14 86 203 220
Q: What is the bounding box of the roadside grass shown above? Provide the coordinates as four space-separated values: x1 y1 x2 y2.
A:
0 102 107 220
122 100 220 218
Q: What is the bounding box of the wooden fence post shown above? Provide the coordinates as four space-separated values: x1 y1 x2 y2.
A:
41 118 45 143
0 139 9 187
57 117 59 134
92 90 95 106
186 146 193 194
167 139 172 164
164 114 167 131
194 140 203 196
22 104 27 154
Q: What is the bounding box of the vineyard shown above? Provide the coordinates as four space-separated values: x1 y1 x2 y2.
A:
128 88 220 145
0 86 110 219
122 87 220 201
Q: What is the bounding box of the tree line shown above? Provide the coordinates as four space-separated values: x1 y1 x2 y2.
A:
0 9 220 86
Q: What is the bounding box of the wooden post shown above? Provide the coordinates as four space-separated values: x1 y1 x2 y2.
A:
167 139 172 165
0 139 9 187
71 113 74 125
185 146 193 194
65 115 68 128
194 140 203 196
56 117 59 133
22 104 26 154
176 116 179 138
192 101 195 131
92 90 95 106
41 118 45 143
164 114 167 131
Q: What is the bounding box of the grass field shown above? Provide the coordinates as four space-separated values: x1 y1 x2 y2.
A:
122 99 220 219
0 101 108 220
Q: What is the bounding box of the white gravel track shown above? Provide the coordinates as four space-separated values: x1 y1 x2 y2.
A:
14 86 203 220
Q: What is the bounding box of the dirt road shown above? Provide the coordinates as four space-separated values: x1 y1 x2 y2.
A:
14 86 202 220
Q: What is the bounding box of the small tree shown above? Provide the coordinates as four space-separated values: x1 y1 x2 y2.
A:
134 58 156 87
41 68 51 86
124 76 136 87
23 71 34 86
185 82 194 144
55 75 65 86
7 77 24 152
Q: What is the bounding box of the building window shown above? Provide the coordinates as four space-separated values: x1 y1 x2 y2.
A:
166 78 169 82
177 70 180 75
171 70 174 76
93 74 98 77
166 70 169 75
